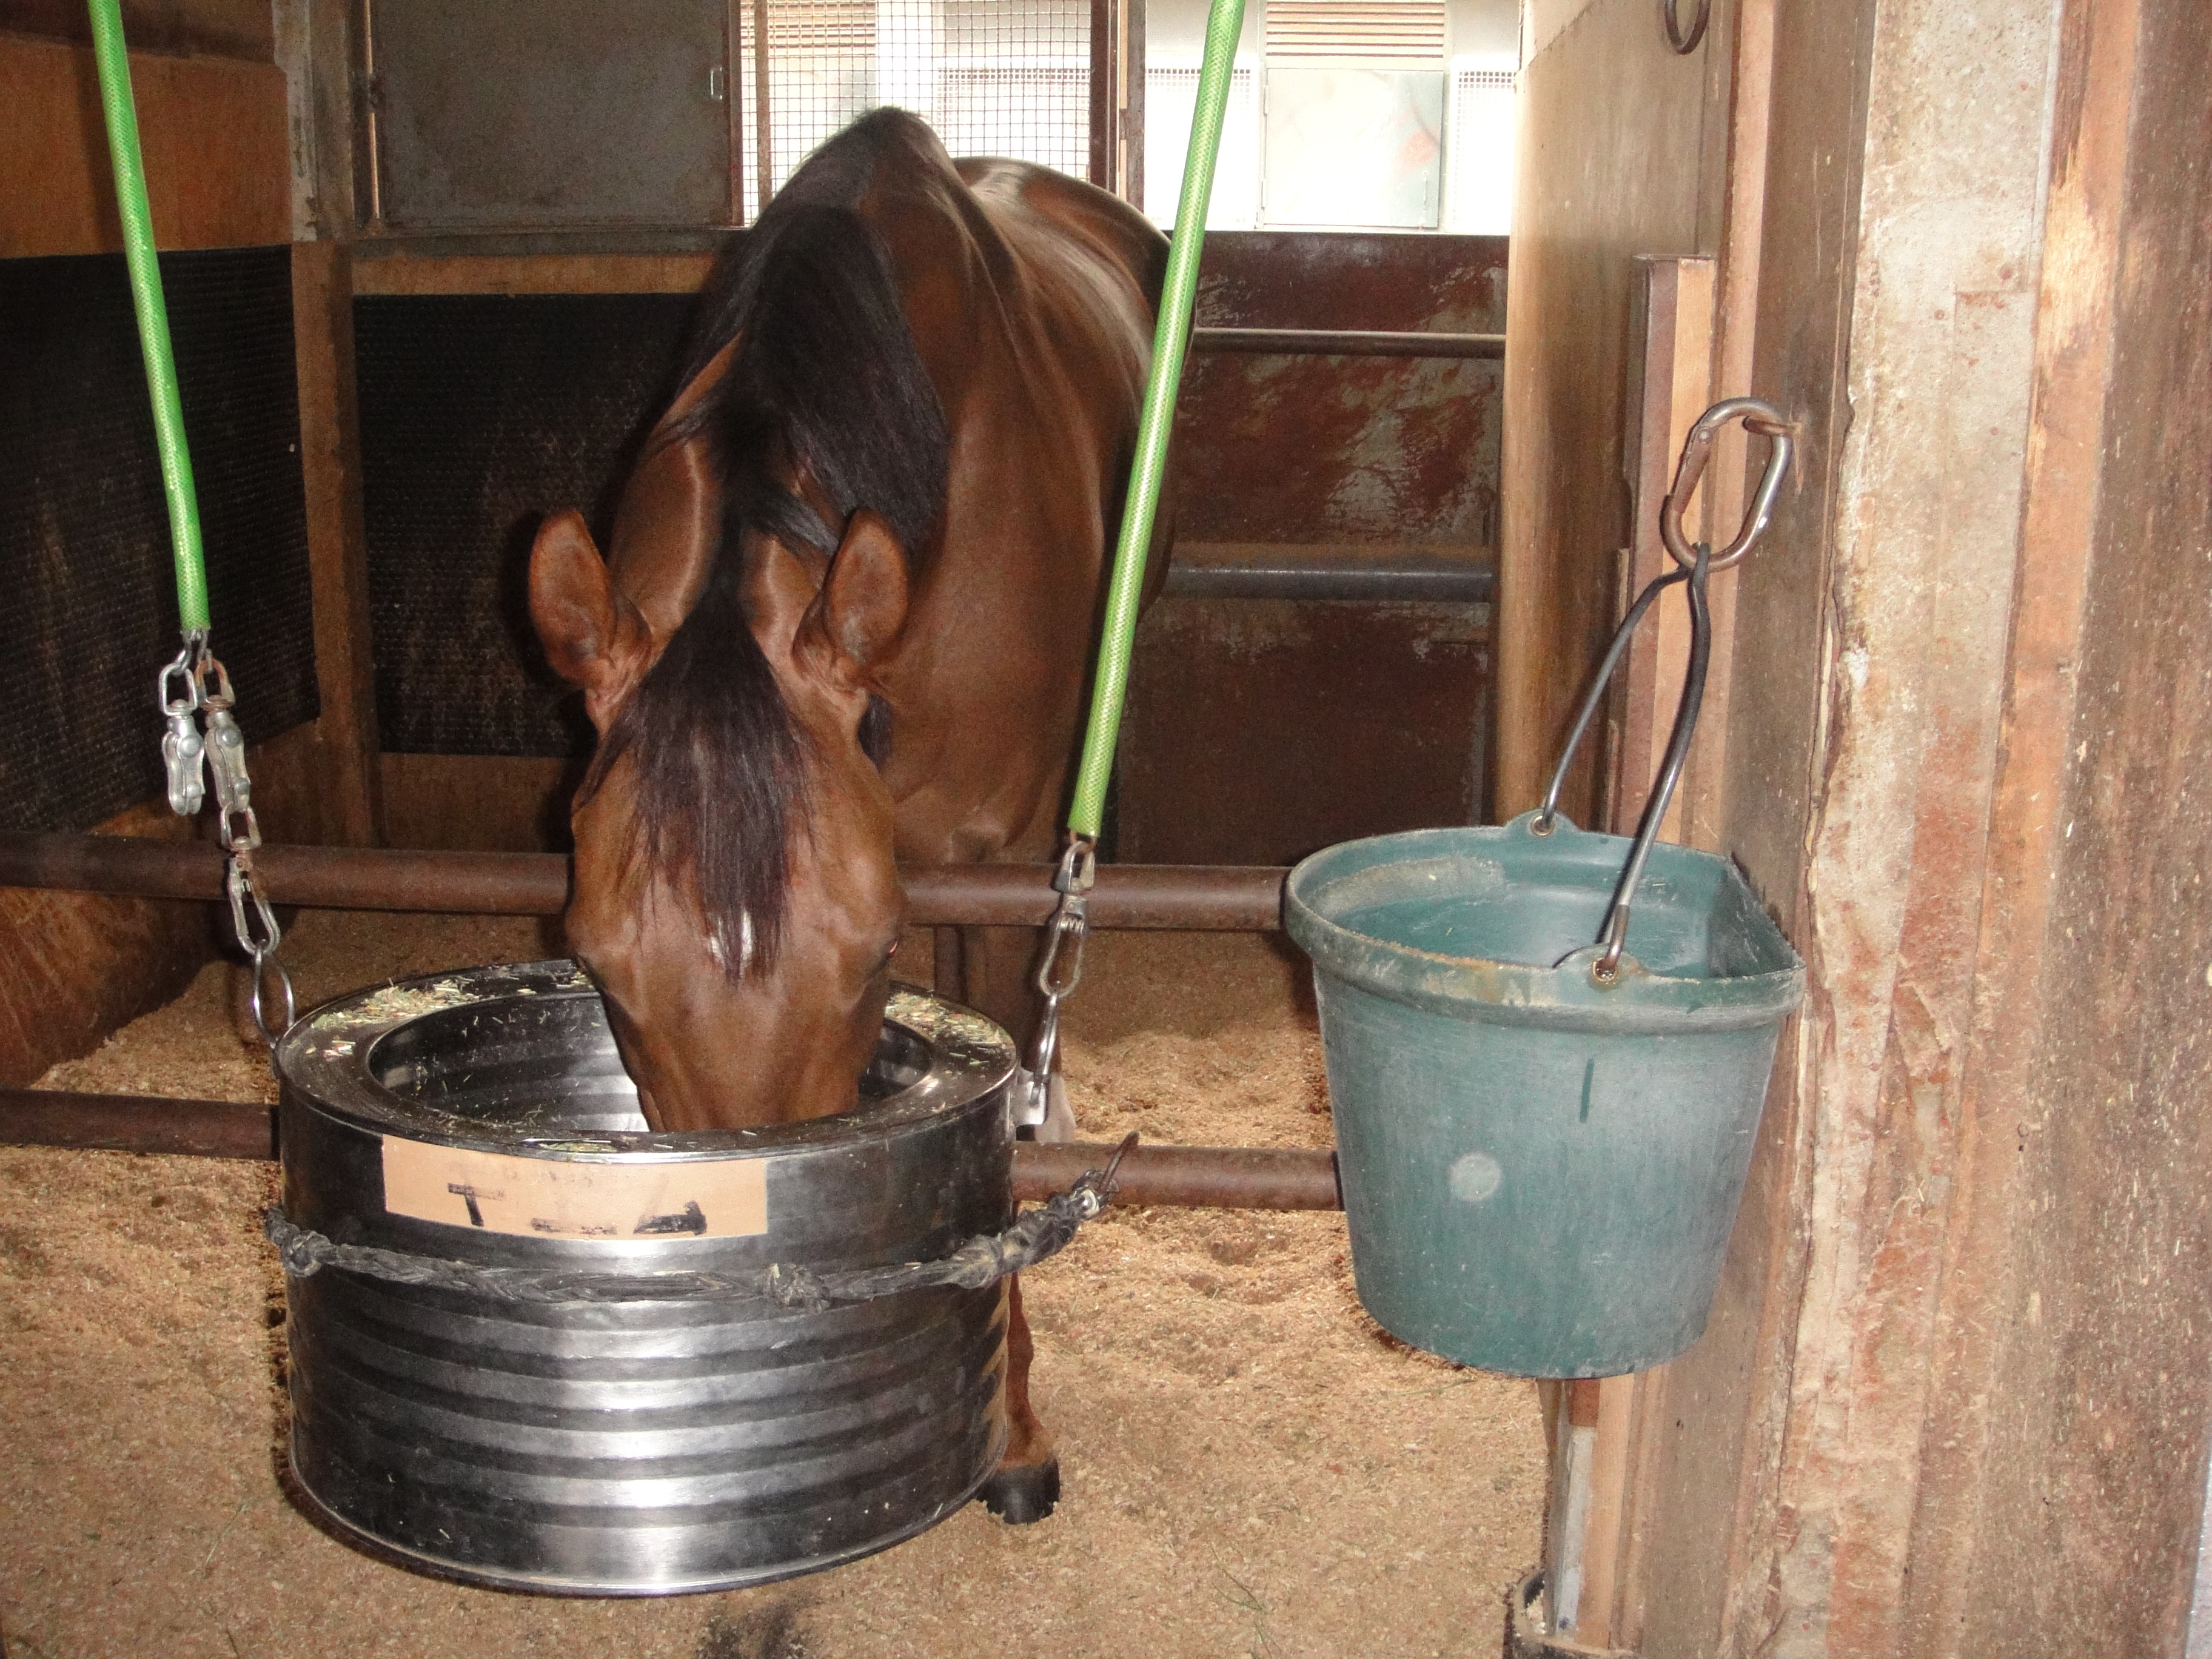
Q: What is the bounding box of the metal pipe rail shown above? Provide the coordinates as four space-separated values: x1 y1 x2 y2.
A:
0 1088 1341 1210
1190 326 1504 360
0 834 1287 931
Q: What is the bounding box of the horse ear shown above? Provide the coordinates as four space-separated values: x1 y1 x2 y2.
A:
530 510 648 709
812 509 910 676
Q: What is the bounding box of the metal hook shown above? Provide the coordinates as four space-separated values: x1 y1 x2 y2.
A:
1537 400 1791 836
1663 0 1710 52
1660 397 1795 572
250 948 296 1043
1014 834 1098 1130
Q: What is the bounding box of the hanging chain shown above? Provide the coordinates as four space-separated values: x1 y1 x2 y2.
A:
160 636 294 1042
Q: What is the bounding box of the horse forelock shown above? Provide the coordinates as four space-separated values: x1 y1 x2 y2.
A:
581 552 807 984
585 118 948 983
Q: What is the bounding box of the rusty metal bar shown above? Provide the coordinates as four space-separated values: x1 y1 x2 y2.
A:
0 834 1287 929
905 863 1284 930
1190 327 1504 360
1014 1141 1341 1210
0 1091 1341 1210
1163 548 1496 603
0 1090 275 1160
0 834 570 913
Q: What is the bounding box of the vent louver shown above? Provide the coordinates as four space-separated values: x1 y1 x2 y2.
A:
1264 0 1447 62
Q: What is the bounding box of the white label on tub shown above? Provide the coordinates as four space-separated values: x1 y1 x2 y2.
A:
380 1140 768 1240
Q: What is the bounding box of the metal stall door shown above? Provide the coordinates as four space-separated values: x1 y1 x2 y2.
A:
365 0 735 229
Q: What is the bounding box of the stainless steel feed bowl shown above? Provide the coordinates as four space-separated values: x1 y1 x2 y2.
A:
272 962 1017 1595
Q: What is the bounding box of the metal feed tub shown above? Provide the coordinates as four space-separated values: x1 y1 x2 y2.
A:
272 962 1017 1595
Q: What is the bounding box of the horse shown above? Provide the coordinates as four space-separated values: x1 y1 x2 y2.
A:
526 107 1171 1523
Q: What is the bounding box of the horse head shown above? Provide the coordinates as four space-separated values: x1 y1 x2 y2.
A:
528 374 915 1131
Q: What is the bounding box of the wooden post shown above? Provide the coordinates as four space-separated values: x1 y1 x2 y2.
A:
290 239 381 846
1608 256 1715 839
1122 0 1144 206
751 0 773 212
1540 253 1718 1654
1089 0 1121 190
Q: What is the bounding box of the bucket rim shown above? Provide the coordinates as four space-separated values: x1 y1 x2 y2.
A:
1284 818 1805 1031
274 962 1015 1161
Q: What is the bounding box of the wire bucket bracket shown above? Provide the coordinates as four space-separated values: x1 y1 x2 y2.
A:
1532 397 1796 983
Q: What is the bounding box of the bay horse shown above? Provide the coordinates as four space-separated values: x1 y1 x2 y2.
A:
527 109 1171 1523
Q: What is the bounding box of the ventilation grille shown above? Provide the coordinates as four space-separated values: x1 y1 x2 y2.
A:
737 0 1091 210
764 0 874 53
1264 0 1447 62
0 248 317 833
355 293 694 757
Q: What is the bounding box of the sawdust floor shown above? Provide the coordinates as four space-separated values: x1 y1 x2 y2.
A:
0 915 1544 1659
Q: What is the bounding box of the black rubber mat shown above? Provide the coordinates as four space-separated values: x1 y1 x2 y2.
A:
354 292 695 757
0 247 317 834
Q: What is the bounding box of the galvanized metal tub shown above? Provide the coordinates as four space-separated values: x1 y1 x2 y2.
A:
272 962 1017 1595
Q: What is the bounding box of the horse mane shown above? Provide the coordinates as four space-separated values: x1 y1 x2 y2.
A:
583 113 951 980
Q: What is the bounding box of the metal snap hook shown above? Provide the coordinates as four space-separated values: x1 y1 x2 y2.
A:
250 948 296 1043
1659 397 1797 574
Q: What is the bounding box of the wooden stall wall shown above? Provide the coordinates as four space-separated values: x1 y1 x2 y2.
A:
0 5 359 1081
1507 0 2212 1652
1914 0 2212 1646
1496 0 1778 1643
1494 0 1723 830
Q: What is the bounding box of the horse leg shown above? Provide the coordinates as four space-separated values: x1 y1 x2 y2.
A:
976 1272 1060 1523
958 922 1079 1140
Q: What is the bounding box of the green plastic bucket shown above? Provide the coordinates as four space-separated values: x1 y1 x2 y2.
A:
1285 811 1804 1377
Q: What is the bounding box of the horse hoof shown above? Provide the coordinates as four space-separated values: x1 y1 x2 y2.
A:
977 1458 1061 1524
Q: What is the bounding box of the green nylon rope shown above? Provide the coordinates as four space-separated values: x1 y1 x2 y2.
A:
1065 0 1245 837
87 0 209 635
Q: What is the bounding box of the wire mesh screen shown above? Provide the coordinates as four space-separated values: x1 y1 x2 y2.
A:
354 294 693 757
737 0 1091 209
0 249 317 834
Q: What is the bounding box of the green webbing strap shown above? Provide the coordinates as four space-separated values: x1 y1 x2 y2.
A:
87 0 209 634
1065 0 1245 837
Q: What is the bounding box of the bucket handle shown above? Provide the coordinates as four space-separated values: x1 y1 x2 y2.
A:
1532 398 1795 984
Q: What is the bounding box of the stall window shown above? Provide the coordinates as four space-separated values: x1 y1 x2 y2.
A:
1144 0 1516 232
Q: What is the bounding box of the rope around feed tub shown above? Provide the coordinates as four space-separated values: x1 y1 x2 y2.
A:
263 1134 1134 1311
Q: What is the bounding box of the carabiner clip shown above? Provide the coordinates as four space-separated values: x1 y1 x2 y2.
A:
1660 397 1797 573
156 642 207 816
161 707 205 816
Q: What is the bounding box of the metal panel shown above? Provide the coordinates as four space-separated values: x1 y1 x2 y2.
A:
367 0 731 229
1116 597 1491 866
1178 233 1507 547
1261 68 1445 229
